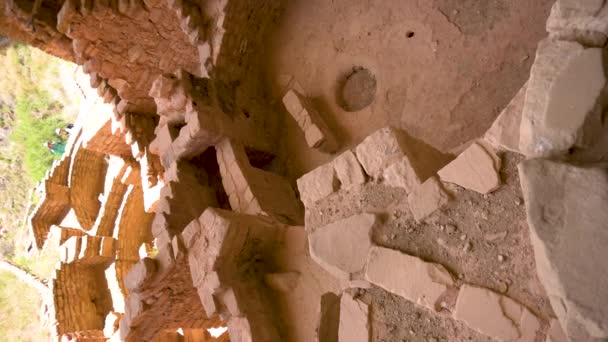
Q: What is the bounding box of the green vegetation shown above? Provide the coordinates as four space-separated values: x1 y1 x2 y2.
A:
0 272 49 341
0 43 82 340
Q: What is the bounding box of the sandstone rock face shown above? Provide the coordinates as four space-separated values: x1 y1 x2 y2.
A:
338 293 369 342
547 0 608 46
438 142 501 194
520 39 607 157
365 246 454 311
519 159 608 340
407 176 449 222
484 83 527 153
309 214 377 280
454 284 541 342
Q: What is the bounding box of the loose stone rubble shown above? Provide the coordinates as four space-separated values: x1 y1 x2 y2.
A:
2 0 608 340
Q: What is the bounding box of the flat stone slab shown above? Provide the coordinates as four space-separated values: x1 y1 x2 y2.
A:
519 159 608 341
365 246 454 311
309 213 377 280
438 141 501 194
454 284 541 342
338 293 370 342
297 163 339 207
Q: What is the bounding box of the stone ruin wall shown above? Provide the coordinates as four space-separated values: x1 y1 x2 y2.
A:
4 0 608 341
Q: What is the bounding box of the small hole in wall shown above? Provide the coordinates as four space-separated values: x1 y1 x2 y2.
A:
406 31 415 38
242 109 250 118
192 100 198 107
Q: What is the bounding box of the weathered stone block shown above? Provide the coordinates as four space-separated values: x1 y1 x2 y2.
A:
338 293 369 342
519 159 608 340
437 141 501 194
365 246 454 311
484 83 527 154
309 213 376 280
454 284 541 342
297 164 339 207
520 39 607 157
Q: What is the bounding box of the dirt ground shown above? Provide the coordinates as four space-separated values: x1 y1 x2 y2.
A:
303 152 554 342
262 1 557 341
265 0 554 178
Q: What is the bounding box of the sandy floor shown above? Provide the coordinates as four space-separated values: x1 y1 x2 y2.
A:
265 0 554 177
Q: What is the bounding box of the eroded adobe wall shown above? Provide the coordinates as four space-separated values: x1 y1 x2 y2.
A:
57 0 202 114
51 263 113 336
0 0 74 61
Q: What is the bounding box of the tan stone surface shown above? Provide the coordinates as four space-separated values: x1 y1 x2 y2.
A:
365 246 454 311
185 208 283 342
355 127 409 177
454 284 541 342
270 225 343 342
547 0 608 46
333 150 366 189
382 155 422 194
217 138 302 224
519 159 608 340
338 293 370 342
520 39 607 157
407 176 449 222
484 82 527 153
283 89 338 152
546 319 569 342
298 163 339 207
437 141 501 194
309 213 377 280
